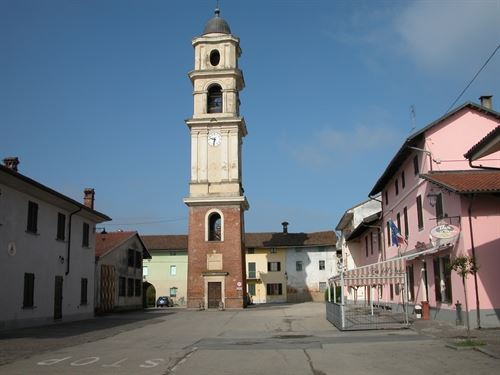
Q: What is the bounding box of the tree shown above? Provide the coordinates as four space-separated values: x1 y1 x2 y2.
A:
449 255 478 339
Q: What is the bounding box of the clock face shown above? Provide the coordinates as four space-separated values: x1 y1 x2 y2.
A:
208 132 221 147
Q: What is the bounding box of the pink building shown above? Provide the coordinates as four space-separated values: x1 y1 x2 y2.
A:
332 97 500 329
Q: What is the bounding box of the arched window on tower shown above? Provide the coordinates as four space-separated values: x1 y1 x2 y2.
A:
207 84 222 113
208 212 222 241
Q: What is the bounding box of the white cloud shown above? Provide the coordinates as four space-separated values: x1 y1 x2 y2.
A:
395 0 500 70
289 123 400 168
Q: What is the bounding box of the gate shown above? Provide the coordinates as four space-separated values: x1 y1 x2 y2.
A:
100 265 116 312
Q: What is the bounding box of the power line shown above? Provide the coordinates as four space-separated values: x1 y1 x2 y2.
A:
105 217 187 226
446 43 500 114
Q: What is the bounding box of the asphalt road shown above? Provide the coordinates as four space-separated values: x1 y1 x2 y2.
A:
0 303 498 375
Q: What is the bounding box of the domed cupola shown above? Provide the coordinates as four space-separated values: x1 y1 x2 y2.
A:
202 8 231 35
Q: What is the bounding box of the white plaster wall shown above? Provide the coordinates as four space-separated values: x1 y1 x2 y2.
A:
286 246 337 295
0 183 97 329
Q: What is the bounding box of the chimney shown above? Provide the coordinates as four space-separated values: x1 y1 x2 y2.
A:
83 188 95 210
281 221 289 234
479 95 493 109
3 157 20 172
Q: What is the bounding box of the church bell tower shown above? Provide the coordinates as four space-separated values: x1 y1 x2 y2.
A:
184 8 248 309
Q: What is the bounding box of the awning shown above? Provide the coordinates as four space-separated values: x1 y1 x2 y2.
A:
331 242 454 287
331 258 405 287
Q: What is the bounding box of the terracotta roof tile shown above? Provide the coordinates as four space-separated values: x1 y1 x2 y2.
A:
142 235 188 250
464 125 500 160
421 170 500 193
96 231 151 258
245 231 336 248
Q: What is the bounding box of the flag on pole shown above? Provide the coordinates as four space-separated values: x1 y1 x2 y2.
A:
390 220 407 247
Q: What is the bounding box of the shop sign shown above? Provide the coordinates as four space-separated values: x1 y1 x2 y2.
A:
430 224 460 247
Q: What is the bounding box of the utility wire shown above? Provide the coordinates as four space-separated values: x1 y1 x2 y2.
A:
105 217 187 226
446 43 500 113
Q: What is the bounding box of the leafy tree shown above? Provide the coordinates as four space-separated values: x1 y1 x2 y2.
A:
449 255 478 339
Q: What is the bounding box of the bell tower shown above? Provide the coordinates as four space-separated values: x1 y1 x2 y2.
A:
184 8 248 309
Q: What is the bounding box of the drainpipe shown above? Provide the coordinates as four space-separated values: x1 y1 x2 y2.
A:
66 207 82 276
467 194 481 329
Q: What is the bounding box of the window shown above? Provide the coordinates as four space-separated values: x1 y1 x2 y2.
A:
208 212 222 241
135 279 141 297
143 266 148 276
82 222 90 247
319 260 325 270
128 249 135 267
407 264 414 301
435 193 444 220
397 212 401 231
270 248 277 254
395 178 399 196
296 261 303 272
207 84 222 113
247 248 255 254
403 207 409 239
370 232 374 255
80 278 88 305
170 287 178 297
170 265 177 276
401 171 406 189
27 201 38 233
247 283 255 296
416 195 424 230
365 236 369 257
386 221 391 246
209 49 220 66
57 213 66 240
23 273 35 308
413 155 419 175
119 277 126 296
384 191 388 206
319 282 327 292
127 278 134 297
434 256 452 303
390 284 394 300
248 262 256 278
135 251 142 268
267 262 281 272
377 230 382 253
266 283 282 295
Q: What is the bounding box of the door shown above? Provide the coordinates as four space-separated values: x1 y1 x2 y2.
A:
54 276 63 320
208 282 222 309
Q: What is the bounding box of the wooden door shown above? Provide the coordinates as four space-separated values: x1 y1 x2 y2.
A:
54 276 63 320
208 282 222 309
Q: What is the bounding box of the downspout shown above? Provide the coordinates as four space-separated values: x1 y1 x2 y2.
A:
467 194 481 329
66 207 82 276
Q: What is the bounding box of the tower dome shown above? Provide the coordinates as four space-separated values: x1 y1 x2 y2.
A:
202 8 231 35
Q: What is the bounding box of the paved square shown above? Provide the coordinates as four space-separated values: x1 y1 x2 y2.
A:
0 303 498 374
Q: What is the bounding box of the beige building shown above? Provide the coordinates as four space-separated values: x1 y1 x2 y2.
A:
141 235 188 306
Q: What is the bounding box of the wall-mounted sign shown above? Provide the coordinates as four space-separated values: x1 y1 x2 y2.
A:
430 224 460 247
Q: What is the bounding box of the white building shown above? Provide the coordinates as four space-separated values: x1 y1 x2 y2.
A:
0 157 110 330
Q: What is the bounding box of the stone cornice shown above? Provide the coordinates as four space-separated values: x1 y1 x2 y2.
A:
183 195 249 210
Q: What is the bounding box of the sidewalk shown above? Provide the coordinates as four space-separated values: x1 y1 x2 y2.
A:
411 318 500 359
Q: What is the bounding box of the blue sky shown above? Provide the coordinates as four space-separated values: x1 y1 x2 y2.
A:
1 0 499 235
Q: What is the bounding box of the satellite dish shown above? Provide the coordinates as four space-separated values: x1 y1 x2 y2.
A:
7 242 16 256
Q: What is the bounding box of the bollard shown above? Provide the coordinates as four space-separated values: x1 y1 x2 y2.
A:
455 300 463 326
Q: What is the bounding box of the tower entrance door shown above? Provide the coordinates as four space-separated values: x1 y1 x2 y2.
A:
208 282 222 309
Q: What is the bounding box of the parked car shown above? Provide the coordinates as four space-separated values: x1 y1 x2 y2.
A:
156 296 173 307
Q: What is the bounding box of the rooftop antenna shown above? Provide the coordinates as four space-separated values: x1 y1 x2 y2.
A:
409 105 416 134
